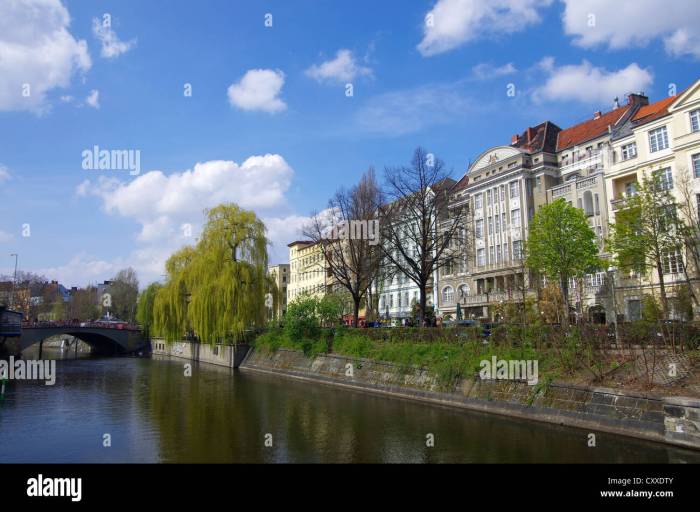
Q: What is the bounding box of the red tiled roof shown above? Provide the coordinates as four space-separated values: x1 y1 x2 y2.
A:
451 174 469 192
556 106 630 151
631 94 678 125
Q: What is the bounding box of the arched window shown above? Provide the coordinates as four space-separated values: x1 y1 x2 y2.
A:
442 286 454 303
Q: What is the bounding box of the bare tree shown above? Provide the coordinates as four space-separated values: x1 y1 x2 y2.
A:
674 167 700 313
304 168 383 327
380 147 468 326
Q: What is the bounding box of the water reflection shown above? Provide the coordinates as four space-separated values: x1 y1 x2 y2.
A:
0 355 698 463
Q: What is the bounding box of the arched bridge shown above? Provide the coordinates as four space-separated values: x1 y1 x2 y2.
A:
17 321 147 356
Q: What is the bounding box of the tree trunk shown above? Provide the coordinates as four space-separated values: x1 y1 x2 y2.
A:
560 275 570 329
352 296 360 328
655 257 670 320
419 286 427 327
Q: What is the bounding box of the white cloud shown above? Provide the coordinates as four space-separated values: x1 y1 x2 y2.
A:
38 253 121 288
471 62 517 80
85 89 99 109
0 165 10 182
305 49 372 84
92 17 136 58
227 69 287 113
562 0 700 58
75 154 303 283
0 230 13 243
532 59 653 105
418 0 553 56
356 82 477 136
0 0 91 113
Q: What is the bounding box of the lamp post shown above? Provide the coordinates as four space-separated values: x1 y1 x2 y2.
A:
9 253 18 310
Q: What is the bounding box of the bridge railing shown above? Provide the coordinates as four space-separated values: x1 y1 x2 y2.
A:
21 320 141 331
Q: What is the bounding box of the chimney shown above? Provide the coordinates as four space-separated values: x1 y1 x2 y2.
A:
526 127 535 143
511 134 519 145
627 92 649 106
613 97 620 109
593 111 602 120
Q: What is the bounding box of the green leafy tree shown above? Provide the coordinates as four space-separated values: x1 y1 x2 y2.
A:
526 198 601 326
284 295 320 340
154 204 270 343
108 267 139 322
607 174 682 319
136 282 162 338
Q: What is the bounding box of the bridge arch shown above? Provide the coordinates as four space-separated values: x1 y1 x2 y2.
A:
18 326 146 356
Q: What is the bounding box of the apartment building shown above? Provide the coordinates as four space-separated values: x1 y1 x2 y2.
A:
267 263 290 319
457 121 560 319
287 241 327 302
605 79 700 320
376 180 457 325
435 174 471 319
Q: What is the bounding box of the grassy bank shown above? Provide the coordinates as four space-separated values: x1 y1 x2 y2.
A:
253 324 700 393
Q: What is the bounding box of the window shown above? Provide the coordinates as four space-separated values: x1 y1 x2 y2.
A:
398 293 402 308
662 249 683 274
510 208 521 228
494 215 500 234
488 217 493 235
697 194 700 222
693 153 700 178
476 248 485 266
475 194 483 209
512 240 523 260
624 181 638 197
486 190 492 205
503 243 509 261
583 190 594 217
489 246 495 264
621 142 637 160
509 181 520 199
594 194 600 216
496 245 502 263
389 294 394 308
535 176 541 189
648 126 669 153
458 284 469 299
475 219 484 238
500 186 505 201
655 167 673 191
442 286 454 304
691 109 700 132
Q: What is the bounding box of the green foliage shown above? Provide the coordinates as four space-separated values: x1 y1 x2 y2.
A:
284 295 321 340
318 293 344 327
526 198 601 290
108 267 139 322
641 294 662 322
153 204 269 343
136 282 161 338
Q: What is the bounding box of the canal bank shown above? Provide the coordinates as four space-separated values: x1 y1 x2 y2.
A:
151 339 700 451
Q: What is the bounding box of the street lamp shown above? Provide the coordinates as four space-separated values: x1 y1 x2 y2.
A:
9 253 18 310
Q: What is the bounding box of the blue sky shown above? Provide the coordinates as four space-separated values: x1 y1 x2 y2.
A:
1 0 699 287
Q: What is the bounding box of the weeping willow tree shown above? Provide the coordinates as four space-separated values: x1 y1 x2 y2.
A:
136 282 162 338
153 204 270 344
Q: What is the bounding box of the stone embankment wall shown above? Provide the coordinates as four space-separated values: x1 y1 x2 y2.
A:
150 339 700 450
240 348 700 450
150 338 249 368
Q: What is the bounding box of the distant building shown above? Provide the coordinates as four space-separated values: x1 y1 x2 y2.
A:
267 264 290 319
288 241 327 301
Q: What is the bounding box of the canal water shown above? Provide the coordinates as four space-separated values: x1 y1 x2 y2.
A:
1 349 699 463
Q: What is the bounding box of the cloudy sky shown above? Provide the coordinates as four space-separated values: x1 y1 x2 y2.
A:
1 0 699 287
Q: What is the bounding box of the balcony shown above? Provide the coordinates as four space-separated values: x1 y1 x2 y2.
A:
611 195 636 211
460 290 526 306
472 257 525 274
560 150 604 175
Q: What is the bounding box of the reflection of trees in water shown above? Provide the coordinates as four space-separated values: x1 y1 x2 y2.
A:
139 359 692 463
